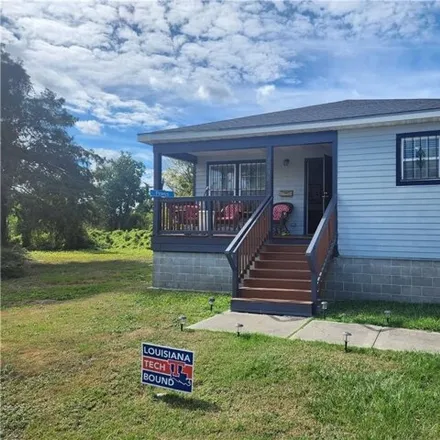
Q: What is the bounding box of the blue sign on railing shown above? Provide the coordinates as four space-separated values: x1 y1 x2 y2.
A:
149 189 174 198
141 343 194 393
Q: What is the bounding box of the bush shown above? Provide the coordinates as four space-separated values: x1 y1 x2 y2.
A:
1 246 29 279
87 228 152 250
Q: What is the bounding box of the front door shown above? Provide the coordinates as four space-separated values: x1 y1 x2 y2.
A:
305 156 332 235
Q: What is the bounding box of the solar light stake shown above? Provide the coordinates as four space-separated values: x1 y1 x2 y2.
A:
321 301 328 319
236 323 244 336
208 297 215 312
343 331 352 352
384 310 391 325
179 315 187 331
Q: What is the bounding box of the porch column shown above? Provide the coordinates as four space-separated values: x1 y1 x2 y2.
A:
266 146 274 196
266 145 274 238
153 151 163 190
331 135 338 254
153 151 162 236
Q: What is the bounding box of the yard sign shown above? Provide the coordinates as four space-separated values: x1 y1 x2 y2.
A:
141 343 194 393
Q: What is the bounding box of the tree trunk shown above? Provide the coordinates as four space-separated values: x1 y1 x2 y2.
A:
1 194 9 247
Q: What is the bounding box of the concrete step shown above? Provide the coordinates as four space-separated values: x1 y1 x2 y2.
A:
239 286 312 301
243 278 311 290
249 268 311 280
231 298 313 317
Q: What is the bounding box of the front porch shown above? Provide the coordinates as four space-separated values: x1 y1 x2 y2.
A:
147 130 338 316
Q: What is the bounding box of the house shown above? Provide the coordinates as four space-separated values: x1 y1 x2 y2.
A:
138 99 440 316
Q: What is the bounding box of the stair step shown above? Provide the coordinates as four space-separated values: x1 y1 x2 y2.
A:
249 269 311 280
231 298 313 317
262 244 307 254
243 278 311 290
259 252 307 261
254 260 309 270
239 286 312 301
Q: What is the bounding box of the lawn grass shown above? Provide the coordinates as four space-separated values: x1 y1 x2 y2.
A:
1 249 153 308
2 251 440 440
319 300 440 332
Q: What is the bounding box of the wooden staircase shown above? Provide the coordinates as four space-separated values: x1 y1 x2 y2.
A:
231 243 314 317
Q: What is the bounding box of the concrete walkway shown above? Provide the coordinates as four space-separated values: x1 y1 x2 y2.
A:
188 311 440 354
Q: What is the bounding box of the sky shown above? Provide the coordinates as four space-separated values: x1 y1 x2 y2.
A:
2 0 440 184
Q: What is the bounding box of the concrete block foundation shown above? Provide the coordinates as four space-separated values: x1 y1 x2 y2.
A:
322 257 440 304
153 251 232 292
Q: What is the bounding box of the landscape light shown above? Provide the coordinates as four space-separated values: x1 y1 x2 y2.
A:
179 315 187 331
236 323 244 336
384 310 391 325
321 301 328 319
342 331 352 352
208 297 215 312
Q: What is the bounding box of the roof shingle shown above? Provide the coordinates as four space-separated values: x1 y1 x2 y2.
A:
147 99 440 136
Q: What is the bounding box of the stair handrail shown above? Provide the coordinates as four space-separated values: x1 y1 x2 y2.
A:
225 195 273 297
305 196 337 303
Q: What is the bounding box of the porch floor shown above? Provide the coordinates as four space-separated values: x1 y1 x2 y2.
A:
158 233 311 242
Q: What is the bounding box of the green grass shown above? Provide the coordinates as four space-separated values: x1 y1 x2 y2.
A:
1 249 153 308
2 251 440 440
320 300 440 332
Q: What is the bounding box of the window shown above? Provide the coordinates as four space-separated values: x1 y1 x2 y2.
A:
397 131 440 185
208 161 266 196
208 163 236 195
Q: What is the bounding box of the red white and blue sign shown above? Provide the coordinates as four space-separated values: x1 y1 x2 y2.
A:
141 343 194 393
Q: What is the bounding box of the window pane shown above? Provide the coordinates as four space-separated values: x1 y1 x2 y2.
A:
403 138 414 159
209 164 235 195
239 162 266 196
428 136 439 159
428 160 439 178
401 135 440 182
403 161 414 180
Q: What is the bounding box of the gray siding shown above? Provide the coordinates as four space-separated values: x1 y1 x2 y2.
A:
194 145 331 235
338 122 440 260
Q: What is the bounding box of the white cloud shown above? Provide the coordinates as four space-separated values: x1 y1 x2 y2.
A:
92 148 120 161
76 120 102 135
256 84 276 102
1 0 439 135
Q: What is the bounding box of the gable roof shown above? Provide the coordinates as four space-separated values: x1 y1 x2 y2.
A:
139 99 440 144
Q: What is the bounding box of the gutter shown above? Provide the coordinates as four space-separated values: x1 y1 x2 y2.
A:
138 110 440 145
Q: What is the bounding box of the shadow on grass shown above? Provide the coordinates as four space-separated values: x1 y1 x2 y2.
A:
160 394 220 412
2 260 152 309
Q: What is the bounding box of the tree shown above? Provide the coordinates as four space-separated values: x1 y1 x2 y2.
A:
1 47 99 248
163 159 194 196
1 48 31 244
95 152 151 230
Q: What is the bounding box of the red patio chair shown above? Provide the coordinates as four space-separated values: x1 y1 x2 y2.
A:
181 204 199 230
216 202 242 231
272 203 293 235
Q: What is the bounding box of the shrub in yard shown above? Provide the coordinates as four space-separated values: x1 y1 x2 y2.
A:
87 229 152 250
1 246 29 279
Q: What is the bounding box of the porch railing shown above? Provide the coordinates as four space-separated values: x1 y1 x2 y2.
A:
225 195 272 297
155 196 264 236
305 196 337 303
